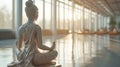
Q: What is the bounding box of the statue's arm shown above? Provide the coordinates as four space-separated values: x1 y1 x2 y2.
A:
36 26 52 50
16 29 23 52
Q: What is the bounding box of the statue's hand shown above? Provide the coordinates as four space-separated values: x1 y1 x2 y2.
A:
50 41 56 51
17 46 22 52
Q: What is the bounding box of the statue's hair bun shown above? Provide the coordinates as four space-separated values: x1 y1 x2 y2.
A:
25 0 33 7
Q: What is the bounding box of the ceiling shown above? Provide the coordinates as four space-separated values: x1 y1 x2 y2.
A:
71 0 120 16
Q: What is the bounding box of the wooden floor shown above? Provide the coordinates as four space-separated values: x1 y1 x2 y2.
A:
0 34 120 67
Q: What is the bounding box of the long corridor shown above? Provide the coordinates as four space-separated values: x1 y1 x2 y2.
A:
0 0 120 67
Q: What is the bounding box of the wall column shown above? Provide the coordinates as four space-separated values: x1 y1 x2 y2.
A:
72 1 75 34
16 0 22 37
12 0 15 30
43 0 45 29
14 0 22 61
52 0 57 42
96 13 98 31
83 7 85 31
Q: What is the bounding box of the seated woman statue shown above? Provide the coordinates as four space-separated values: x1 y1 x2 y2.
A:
8 0 58 67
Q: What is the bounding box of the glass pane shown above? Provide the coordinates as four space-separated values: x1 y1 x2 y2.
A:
0 0 13 29
45 2 51 29
35 0 43 28
59 3 64 29
68 7 72 31
64 0 68 3
65 5 69 29
56 3 59 29
45 0 51 3
59 0 64 2
22 0 28 24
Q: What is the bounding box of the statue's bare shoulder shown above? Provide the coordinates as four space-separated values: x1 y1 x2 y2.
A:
34 24 42 31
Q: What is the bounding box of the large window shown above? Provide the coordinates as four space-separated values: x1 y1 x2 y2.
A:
20 0 108 33
57 0 72 30
0 0 13 29
59 3 64 29
22 0 28 24
45 0 52 29
56 2 60 29
35 0 43 28
65 5 69 29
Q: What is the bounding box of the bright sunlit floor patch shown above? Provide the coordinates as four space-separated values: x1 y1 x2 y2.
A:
0 48 13 67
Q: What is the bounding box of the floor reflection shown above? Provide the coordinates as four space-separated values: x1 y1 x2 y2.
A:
0 34 120 67
55 34 116 67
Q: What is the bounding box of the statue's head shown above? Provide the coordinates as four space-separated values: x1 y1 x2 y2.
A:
25 0 38 21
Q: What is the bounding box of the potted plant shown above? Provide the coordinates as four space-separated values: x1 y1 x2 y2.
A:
109 16 116 31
